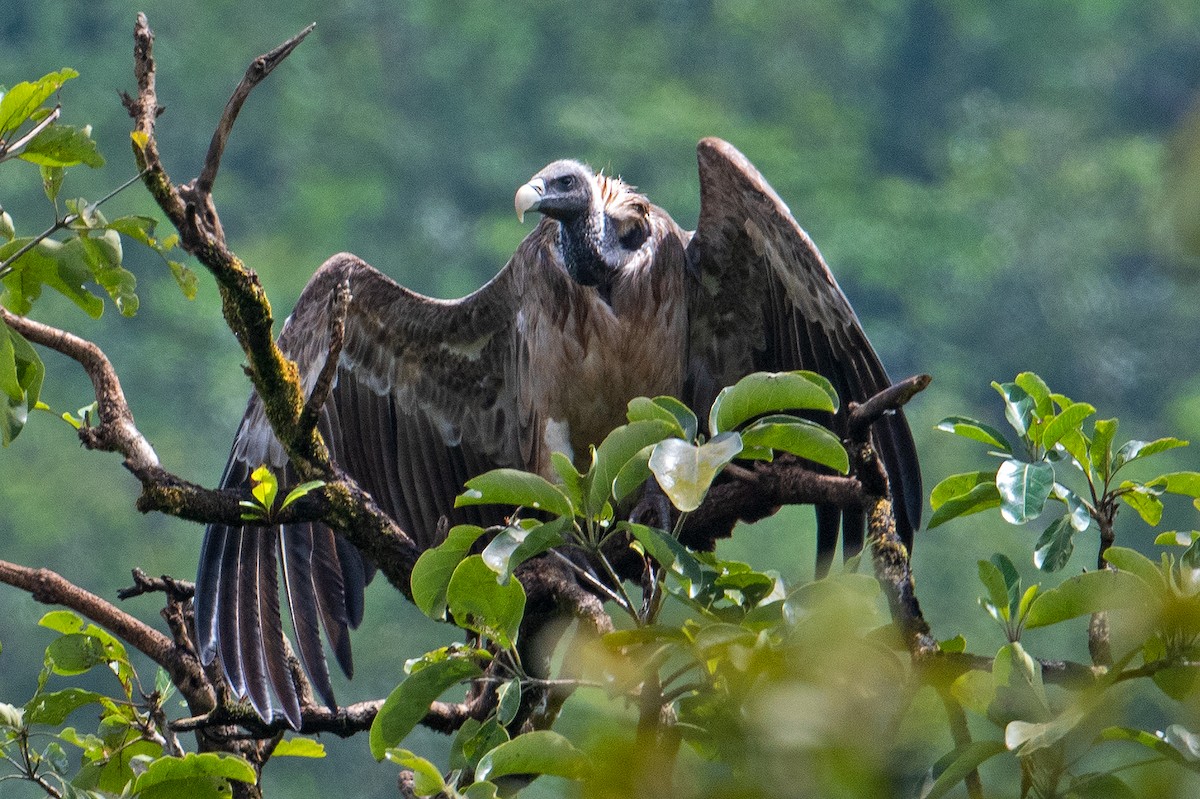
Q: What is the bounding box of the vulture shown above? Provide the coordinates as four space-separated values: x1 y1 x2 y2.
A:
195 138 921 728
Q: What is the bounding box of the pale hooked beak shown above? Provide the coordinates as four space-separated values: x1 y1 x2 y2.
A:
514 178 545 223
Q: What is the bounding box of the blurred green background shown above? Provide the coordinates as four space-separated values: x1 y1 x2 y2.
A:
3 0 1200 795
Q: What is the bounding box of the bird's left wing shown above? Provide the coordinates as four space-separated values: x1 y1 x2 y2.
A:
684 138 921 569
196 253 533 728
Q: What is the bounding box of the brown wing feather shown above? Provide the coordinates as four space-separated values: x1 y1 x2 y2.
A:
684 137 921 568
196 251 537 728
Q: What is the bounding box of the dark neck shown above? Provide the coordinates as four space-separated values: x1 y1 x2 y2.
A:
559 216 613 297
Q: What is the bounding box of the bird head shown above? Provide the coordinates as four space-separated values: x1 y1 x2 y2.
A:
514 160 593 224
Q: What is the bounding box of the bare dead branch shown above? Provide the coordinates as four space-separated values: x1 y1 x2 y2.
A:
1 305 159 470
195 23 315 197
118 568 194 601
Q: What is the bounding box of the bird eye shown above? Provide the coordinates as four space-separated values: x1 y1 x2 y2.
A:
556 175 576 190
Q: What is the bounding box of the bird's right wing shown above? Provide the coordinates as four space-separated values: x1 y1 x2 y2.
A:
196 252 536 728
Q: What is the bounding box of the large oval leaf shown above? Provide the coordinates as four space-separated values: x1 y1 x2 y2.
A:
370 652 485 759
995 459 1054 524
738 418 848 473
457 469 574 518
1024 569 1156 629
475 730 591 782
649 433 742 512
708 371 836 435
411 525 487 620
447 555 526 648
587 419 678 512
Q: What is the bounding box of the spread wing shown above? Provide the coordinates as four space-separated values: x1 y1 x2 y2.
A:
195 252 535 728
684 137 921 571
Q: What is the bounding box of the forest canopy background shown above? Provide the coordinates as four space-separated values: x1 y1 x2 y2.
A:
3 1 1200 796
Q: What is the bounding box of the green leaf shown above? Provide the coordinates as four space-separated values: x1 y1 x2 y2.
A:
131 753 257 793
370 652 484 759
738 418 848 473
978 558 1016 623
1 237 105 318
611 443 657 505
1092 418 1118 478
0 69 79 139
24 688 113 725
919 739 1008 799
457 468 574 518
38 609 84 634
708 371 836 435
40 165 64 204
281 480 325 510
384 749 446 796
475 730 591 782
480 517 569 582
587 419 678 512
1053 484 1091 531
447 555 526 648
622 522 704 585
935 416 1012 452
451 718 510 770
927 481 1002 530
1 326 44 446
1041 402 1095 451
1118 482 1164 526
249 465 278 512
1024 569 1155 628
1153 471 1200 498
1033 515 1076 572
1015 372 1053 418
995 459 1054 524
78 232 137 316
1114 437 1189 472
991 381 1036 438
626 395 695 440
930 471 996 510
271 737 326 758
1103 546 1166 590
168 261 199 299
550 451 585 509
495 679 522 726
411 525 487 620
18 123 104 168
45 633 109 675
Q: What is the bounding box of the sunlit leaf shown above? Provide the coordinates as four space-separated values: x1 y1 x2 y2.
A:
935 416 1012 452
1033 515 1075 572
1041 402 1095 451
1015 372 1053 418
738 418 848 472
991 381 1035 438
930 471 995 510
928 481 1001 529
457 468 574 518
1118 482 1164 526
384 749 446 796
995 459 1054 524
272 737 326 758
480 517 569 583
0 69 79 138
587 419 677 513
18 123 104 168
709 371 835 435
649 432 742 512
